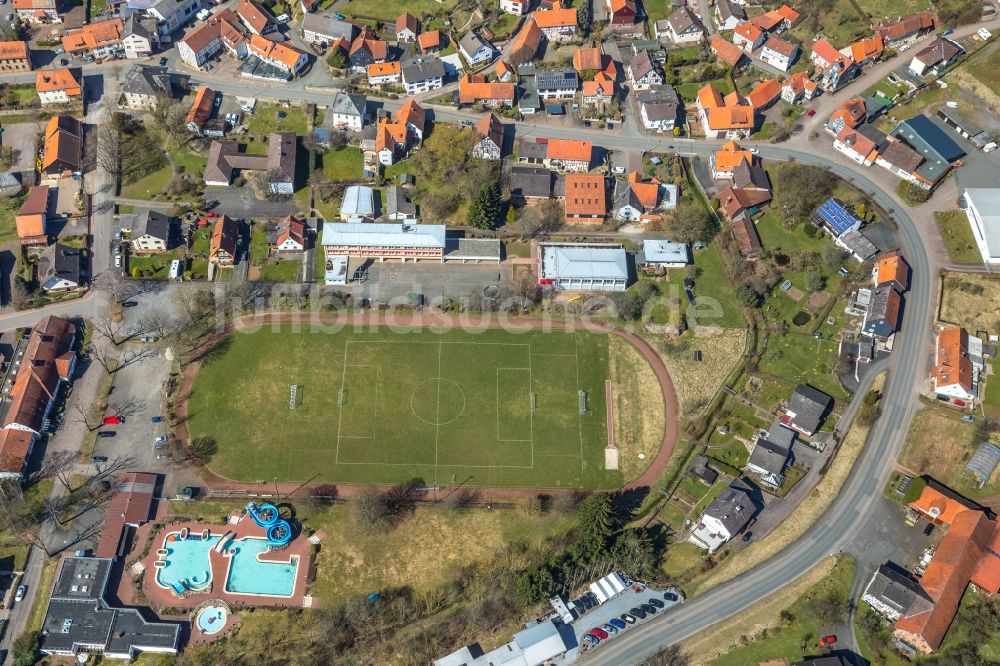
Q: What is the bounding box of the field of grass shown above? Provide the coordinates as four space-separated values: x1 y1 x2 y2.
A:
936 210 982 265
684 243 746 329
189 325 650 488
258 259 301 282
655 327 748 417
984 377 1000 420
0 191 26 240
855 0 931 20
120 162 172 201
247 104 309 136
338 0 458 22
321 147 362 181
786 0 868 49
127 250 180 279
758 332 846 400
961 39 1000 91
677 78 734 103
171 145 208 178
939 272 1000 334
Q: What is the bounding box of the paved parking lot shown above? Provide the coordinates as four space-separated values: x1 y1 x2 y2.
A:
356 262 510 304
557 586 683 662
2 122 40 175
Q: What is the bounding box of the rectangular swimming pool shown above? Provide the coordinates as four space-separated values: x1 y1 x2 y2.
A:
224 537 297 597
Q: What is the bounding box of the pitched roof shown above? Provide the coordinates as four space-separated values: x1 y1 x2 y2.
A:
38 243 81 289
385 186 416 217
531 7 577 29
785 384 833 433
811 38 842 64
831 97 868 129
3 316 75 433
718 185 771 219
458 73 514 104
417 30 442 50
121 64 173 97
874 252 910 289
275 215 307 247
397 99 425 133
972 521 1000 593
0 41 28 60
714 141 753 173
16 185 48 238
914 37 962 66
400 56 445 82
836 126 878 160
236 0 276 34
0 428 34 475
62 18 123 52
395 11 417 35
573 46 604 72
878 12 934 41
42 116 82 173
747 78 781 109
35 67 81 94
94 472 158 557
934 326 973 393
186 85 215 126
509 18 542 63
697 83 724 109
666 7 701 35
131 209 172 241
732 158 770 191
731 215 761 254
458 31 490 56
701 480 755 535
782 70 814 96
509 167 554 199
750 10 781 31
733 20 763 43
474 112 504 149
763 35 796 57
248 34 304 70
367 61 400 77
848 34 884 61
180 8 244 53
626 172 659 209
546 138 592 162
711 33 745 66
350 34 388 60
628 49 656 81
210 215 238 258
775 4 799 24
583 71 615 98
879 138 923 173
564 173 606 217
708 105 754 130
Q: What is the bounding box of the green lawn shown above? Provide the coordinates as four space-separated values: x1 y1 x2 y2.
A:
321 147 363 181
642 0 673 20
188 325 621 488
128 250 180 279
338 0 458 21
757 331 846 400
963 42 1000 90
677 78 734 103
247 104 309 136
786 0 868 49
0 191 26 240
856 0 931 20
89 0 108 17
171 145 208 178
679 242 746 329
120 162 172 200
710 555 855 665
983 377 1000 420
9 85 37 107
936 210 982 265
258 259 301 282
487 12 520 39
249 223 269 265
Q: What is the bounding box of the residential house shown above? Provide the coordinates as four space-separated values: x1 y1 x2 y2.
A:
863 564 935 622
751 4 798 32
711 141 754 179
837 228 879 262
374 118 408 166
563 174 606 224
781 384 833 436
41 116 82 176
641 239 688 268
636 84 678 131
715 0 745 31
746 423 794 489
826 97 868 135
121 64 174 110
209 216 239 266
367 61 401 85
812 38 858 91
385 186 417 221
718 185 771 222
862 285 902 339
328 92 368 132
711 33 746 68
733 21 765 52
627 50 662 90
747 78 781 113
236 0 277 36
696 83 754 139
16 186 49 246
36 68 82 105
138 0 202 38
878 115 965 189
204 132 296 194
417 30 444 54
349 30 389 70
508 19 542 65
459 32 494 66
472 113 504 160
760 35 797 72
731 215 762 257
509 167 555 203
395 12 418 42
877 12 934 46
664 7 703 44
582 72 615 106
810 37 841 69
611 172 663 221
932 326 984 403
0 41 31 71
459 73 515 107
544 138 591 172
400 56 445 95
732 157 770 192
126 209 173 253
531 7 577 41
301 15 357 46
122 15 159 59
517 137 549 165
537 243 627 291
13 0 59 24
833 126 879 165
607 0 640 35
272 215 308 252
536 68 578 100
873 252 910 291
843 34 884 66
37 243 81 291
688 454 719 485
246 35 309 78
500 0 528 15
810 197 863 240
397 99 426 141
689 481 756 553
909 38 963 77
176 9 246 69
61 18 124 60
780 70 817 103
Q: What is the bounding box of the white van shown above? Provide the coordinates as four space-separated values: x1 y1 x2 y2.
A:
169 259 182 280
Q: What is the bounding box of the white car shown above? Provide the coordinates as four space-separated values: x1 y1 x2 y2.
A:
154 435 168 444
114 254 122 268
899 43 911 52
275 13 289 22
14 585 25 602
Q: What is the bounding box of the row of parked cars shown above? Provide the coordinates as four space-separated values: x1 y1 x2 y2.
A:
583 593 675 647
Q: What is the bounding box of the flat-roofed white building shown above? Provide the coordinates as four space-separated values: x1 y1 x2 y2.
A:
538 242 629 292
322 222 446 262
963 188 1000 267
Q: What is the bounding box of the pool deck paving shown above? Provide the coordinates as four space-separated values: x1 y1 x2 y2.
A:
126 511 314 616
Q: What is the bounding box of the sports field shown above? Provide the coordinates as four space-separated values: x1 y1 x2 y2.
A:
188 324 641 489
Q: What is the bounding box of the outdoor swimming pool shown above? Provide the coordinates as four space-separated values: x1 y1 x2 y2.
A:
225 537 297 597
155 532 298 597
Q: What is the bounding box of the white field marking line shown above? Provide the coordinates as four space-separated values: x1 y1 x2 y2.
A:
338 361 378 439
335 339 350 464
528 343 535 468
332 461 535 469
434 338 443 489
575 336 584 472
373 363 380 433
495 367 533 443
532 353 578 357
345 340 530 346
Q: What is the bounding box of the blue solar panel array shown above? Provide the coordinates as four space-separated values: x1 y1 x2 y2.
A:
813 198 861 236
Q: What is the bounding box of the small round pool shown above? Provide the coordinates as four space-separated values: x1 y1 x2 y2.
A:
196 605 228 635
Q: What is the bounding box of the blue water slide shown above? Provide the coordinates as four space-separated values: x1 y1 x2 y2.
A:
246 502 281 528
266 520 292 546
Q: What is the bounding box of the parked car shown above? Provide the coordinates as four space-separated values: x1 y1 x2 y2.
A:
962 415 975 422
139 335 157 343
151 416 163 423
159 56 168 66
954 399 967 407
899 43 911 52
806 108 816 117
819 635 837 646
154 435 168 443
582 634 598 646
589 628 609 641
115 254 122 268
14 585 25 602
924 523 935 536
90 456 108 463
97 431 116 438
640 603 657 615
609 618 627 630
334 12 345 20
103 416 123 424
664 591 678 602
647 597 665 608
742 531 753 542
629 607 647 619
941 28 954 36
936 394 950 402
606 122 613 130
620 613 637 624
601 623 617 635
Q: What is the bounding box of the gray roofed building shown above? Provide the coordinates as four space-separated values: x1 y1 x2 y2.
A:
613 178 642 217
690 480 755 552
458 31 493 65
747 423 794 488
385 185 416 220
887 115 966 186
329 92 367 122
836 228 878 261
38 243 82 291
862 284 902 339
665 6 704 40
509 166 554 200
513 620 573 664
862 563 934 621
910 37 963 76
302 15 357 43
539 243 629 292
40 557 180 660
857 123 888 149
636 84 679 128
204 132 297 193
688 454 718 485
535 68 578 94
340 184 376 220
400 55 445 83
732 158 770 191
121 65 174 98
641 239 689 267
132 209 172 242
879 138 924 174
322 222 447 249
965 442 1000 487
783 384 833 435
123 14 157 43
963 188 1000 267
716 0 746 27
516 138 549 164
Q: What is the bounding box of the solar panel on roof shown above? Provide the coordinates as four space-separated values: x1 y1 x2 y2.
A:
813 198 861 235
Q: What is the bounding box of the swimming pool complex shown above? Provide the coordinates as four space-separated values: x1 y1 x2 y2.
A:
155 532 298 597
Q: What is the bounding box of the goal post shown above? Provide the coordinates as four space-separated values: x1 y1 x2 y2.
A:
289 384 299 410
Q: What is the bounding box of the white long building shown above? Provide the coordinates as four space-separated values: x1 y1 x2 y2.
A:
537 243 629 292
963 188 1000 267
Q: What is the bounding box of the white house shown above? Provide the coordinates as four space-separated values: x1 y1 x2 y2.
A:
500 0 528 15
637 85 679 131
760 36 797 72
641 239 689 268
963 188 1000 267
121 15 158 59
732 21 765 52
627 50 662 90
664 7 704 43
689 482 755 553
328 92 368 132
142 0 202 38
459 32 494 66
932 326 984 402
833 127 878 166
125 209 173 253
400 56 446 95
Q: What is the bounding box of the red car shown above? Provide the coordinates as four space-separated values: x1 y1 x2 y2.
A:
806 108 816 117
820 635 837 646
204 211 220 218
102 416 123 425
589 628 609 641
953 399 967 407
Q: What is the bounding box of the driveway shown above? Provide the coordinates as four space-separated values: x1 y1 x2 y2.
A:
206 187 300 218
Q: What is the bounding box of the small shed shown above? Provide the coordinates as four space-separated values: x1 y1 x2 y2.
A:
966 442 1000 487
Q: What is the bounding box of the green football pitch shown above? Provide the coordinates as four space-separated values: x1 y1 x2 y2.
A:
187 324 628 489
